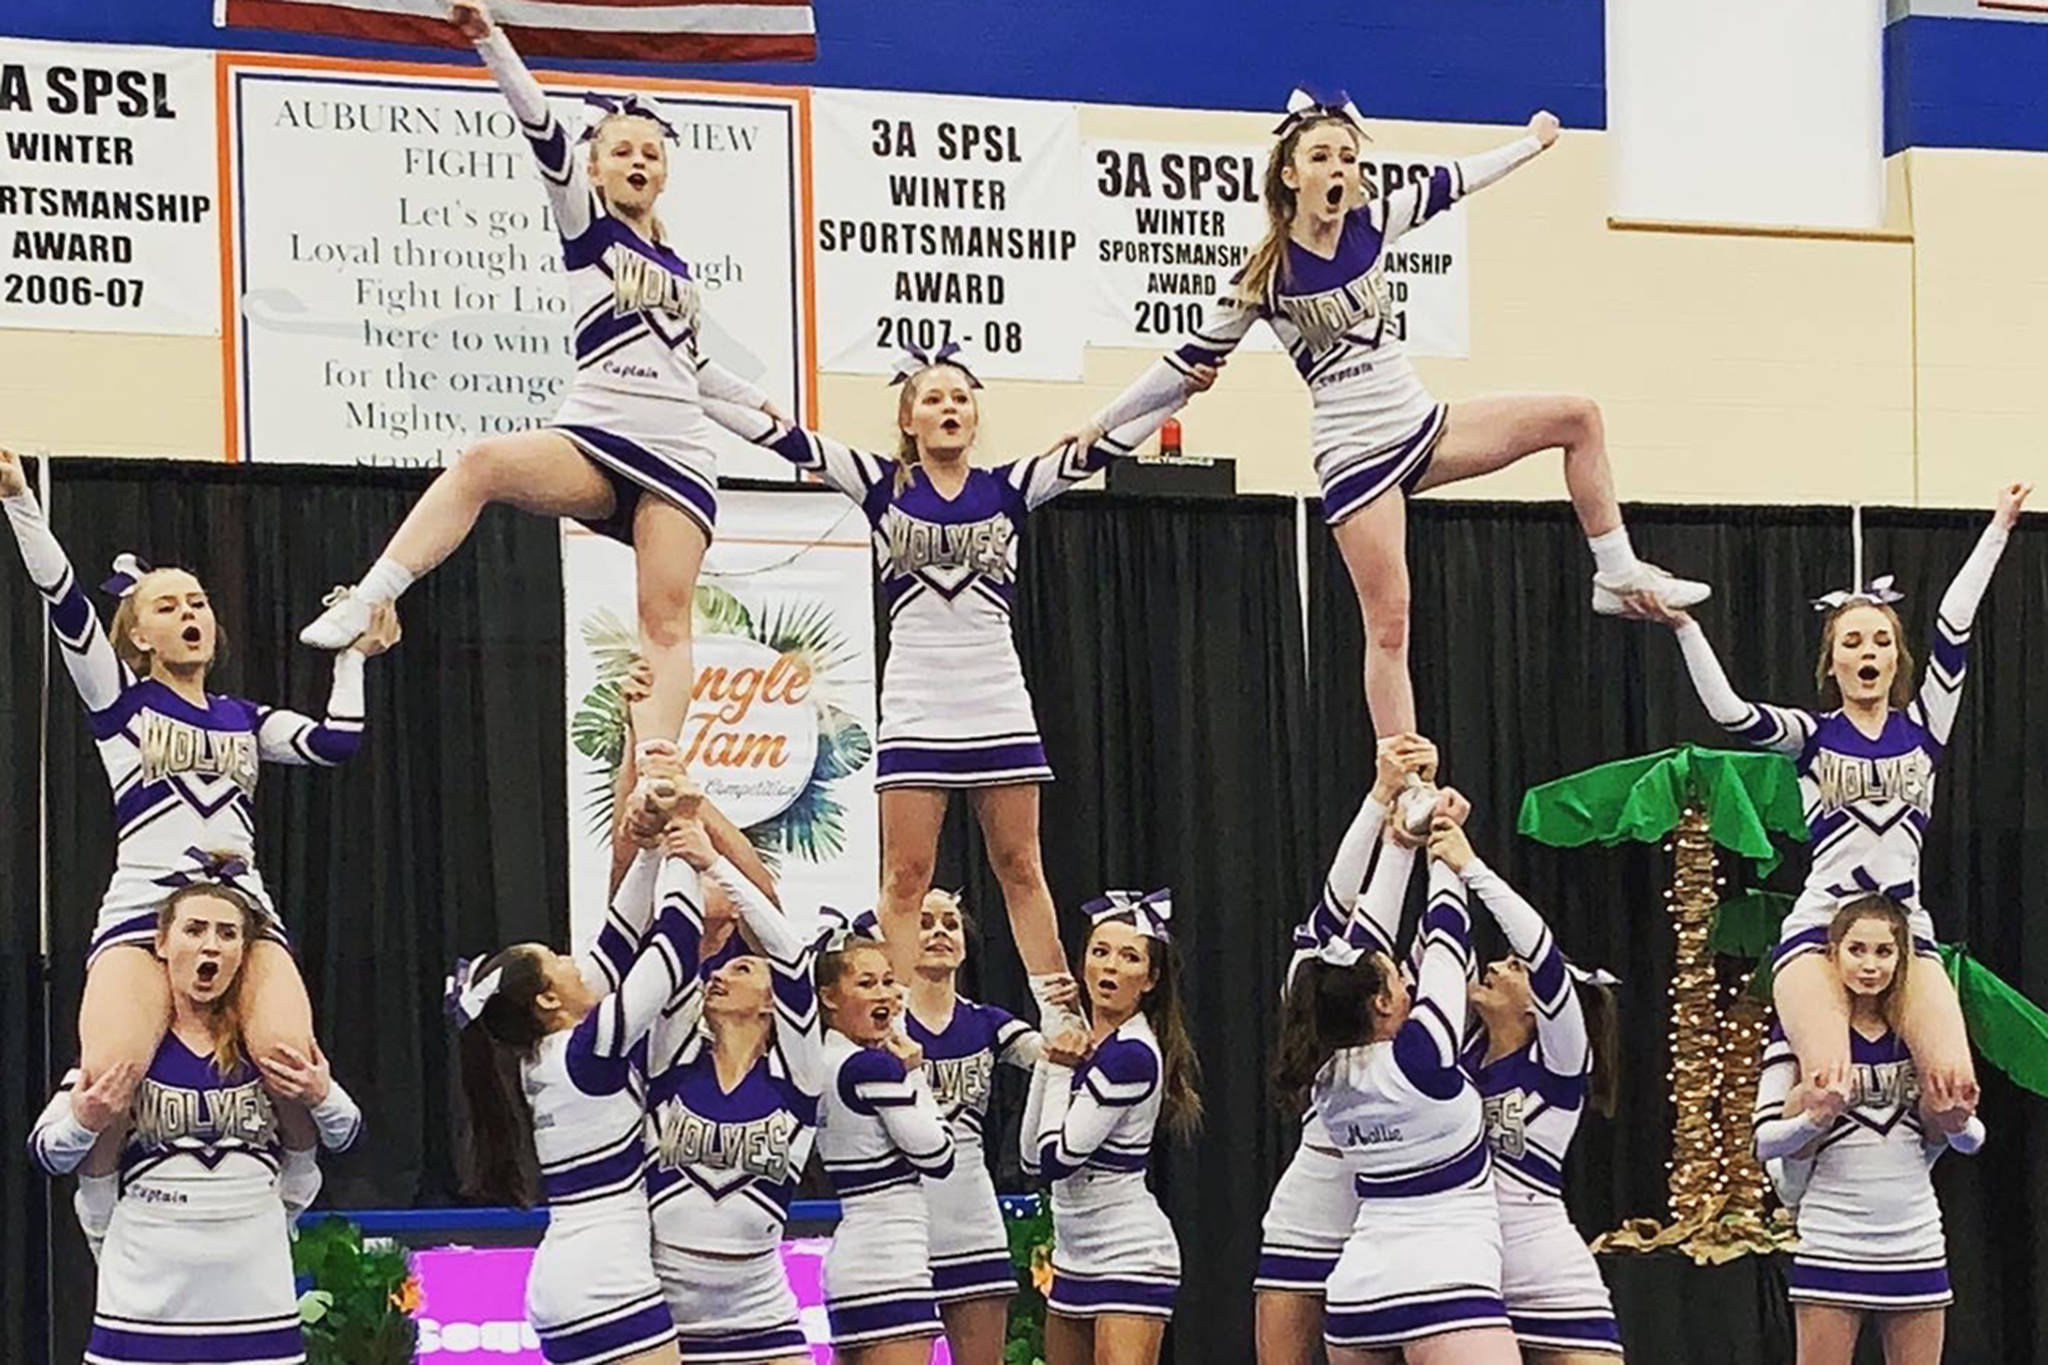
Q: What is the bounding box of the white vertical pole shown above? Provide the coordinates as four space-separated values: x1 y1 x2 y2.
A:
1851 502 1864 593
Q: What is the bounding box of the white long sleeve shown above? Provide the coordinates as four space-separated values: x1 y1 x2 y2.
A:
1348 836 1417 962
1462 856 1587 1078
1675 619 1815 755
1915 521 2010 745
578 848 664 997
702 855 824 1095
4 489 126 713
253 650 366 767
472 27 595 241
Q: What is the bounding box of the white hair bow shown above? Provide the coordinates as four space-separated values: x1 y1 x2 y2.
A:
1275 85 1369 138
100 552 151 598
1564 961 1621 989
1315 936 1365 969
1085 888 1173 941
814 905 885 954
1811 574 1904 614
444 955 505 1027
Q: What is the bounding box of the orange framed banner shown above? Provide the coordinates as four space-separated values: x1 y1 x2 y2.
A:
217 50 815 472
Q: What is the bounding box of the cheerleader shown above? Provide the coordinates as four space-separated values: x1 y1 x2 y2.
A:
815 933 958 1362
1259 734 1433 1364
1430 821 1625 1362
452 835 716 1365
0 448 395 1141
1291 836 1520 1364
640 818 821 1365
1071 92 1707 753
30 882 363 1365
1754 894 1983 1365
702 348 1213 1033
299 0 779 806
905 889 1047 1363
1025 890 1203 1365
1641 482 2031 1113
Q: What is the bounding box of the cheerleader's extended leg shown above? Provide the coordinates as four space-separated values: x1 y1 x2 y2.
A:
628 495 708 760
1875 1307 1945 1365
966 784 1066 986
300 431 612 646
1327 490 1416 738
1416 395 1707 616
1898 960 1978 1114
1792 1303 1862 1365
878 788 949 970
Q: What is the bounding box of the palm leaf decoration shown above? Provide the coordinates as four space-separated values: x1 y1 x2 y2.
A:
749 779 849 864
572 609 641 841
813 703 875 784
749 598 859 678
695 581 755 638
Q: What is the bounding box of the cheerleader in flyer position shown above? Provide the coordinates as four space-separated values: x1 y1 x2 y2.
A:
1026 891 1203 1365
300 0 783 816
1071 90 1707 831
1640 483 2030 1117
702 348 1214 1033
1 447 395 1170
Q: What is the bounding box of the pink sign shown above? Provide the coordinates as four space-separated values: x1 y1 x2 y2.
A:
412 1240 952 1363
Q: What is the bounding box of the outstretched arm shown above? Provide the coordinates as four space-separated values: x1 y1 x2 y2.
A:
2 455 126 715
699 399 896 505
566 857 707 1094
1089 296 1259 435
1376 113 1556 247
1395 861 1477 1084
1668 615 1815 756
463 4 597 244
1915 484 2028 745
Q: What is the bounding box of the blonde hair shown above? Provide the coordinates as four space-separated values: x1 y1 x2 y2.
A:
892 364 980 492
156 882 262 1078
1814 601 1914 708
1235 114 1362 306
109 567 222 678
588 112 669 244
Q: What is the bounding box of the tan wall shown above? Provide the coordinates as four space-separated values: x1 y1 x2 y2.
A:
2 104 2039 509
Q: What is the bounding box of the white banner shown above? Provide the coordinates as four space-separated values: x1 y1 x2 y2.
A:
226 60 809 474
563 489 878 946
0 39 220 335
1087 139 1471 359
813 88 1086 381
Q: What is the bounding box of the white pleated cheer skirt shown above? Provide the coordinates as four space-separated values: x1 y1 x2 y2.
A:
89 1194 304 1365
876 640 1052 790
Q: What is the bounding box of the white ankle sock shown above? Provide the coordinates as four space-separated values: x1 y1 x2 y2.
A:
1587 526 1640 579
357 556 415 606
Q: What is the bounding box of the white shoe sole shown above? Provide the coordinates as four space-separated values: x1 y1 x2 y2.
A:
1592 575 1712 616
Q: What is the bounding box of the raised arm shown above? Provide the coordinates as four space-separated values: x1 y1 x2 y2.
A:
1915 486 2027 745
465 7 597 243
579 846 664 998
2 463 126 715
1375 115 1554 247
993 1005 1046 1070
1031 1037 1158 1178
566 856 706 1095
699 846 823 1092
700 398 896 506
1668 615 1815 756
1459 852 1588 1078
1295 737 1432 956
1388 861 1475 1098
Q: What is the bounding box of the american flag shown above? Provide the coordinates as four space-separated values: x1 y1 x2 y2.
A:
214 0 817 63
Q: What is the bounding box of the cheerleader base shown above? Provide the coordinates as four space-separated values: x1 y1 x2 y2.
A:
529 1213 678 1365
1047 1177 1181 1321
824 1199 943 1348
88 1197 304 1365
1322 1189 1510 1350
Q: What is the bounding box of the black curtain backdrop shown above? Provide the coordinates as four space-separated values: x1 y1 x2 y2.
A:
1309 498 2048 1364
926 492 1316 1362
8 466 2046 1365
8 459 568 1363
